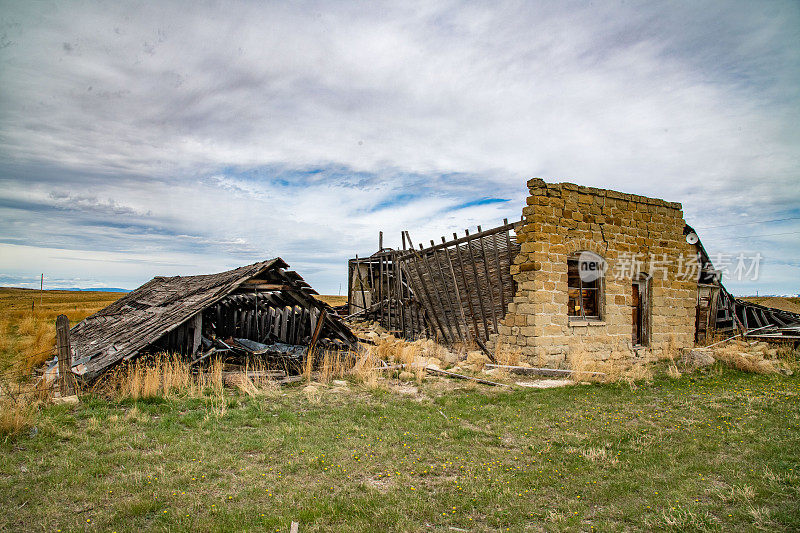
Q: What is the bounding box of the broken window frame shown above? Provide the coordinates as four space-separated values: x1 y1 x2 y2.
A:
567 254 603 321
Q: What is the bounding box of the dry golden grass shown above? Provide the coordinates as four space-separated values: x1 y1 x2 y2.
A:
314 294 347 307
711 347 778 374
375 336 401 361
567 348 653 384
110 354 228 400
382 340 428 382
106 354 244 419
303 347 315 382
352 347 381 389
318 349 350 384
0 397 36 436
300 347 356 385
663 335 683 378
229 360 280 397
0 288 124 379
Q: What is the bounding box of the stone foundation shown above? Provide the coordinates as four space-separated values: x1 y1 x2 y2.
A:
490 178 697 369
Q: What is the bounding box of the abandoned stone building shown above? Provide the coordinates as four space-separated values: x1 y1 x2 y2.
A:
348 177 800 368
490 178 697 367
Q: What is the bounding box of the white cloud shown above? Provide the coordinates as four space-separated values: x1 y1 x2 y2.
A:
0 0 798 294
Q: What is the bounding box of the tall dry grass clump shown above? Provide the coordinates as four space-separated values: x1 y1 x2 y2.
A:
117 359 161 399
663 335 682 378
689 340 797 375
0 397 36 437
392 342 426 382
113 353 227 399
568 349 652 384
567 349 609 382
711 346 778 374
303 348 315 382
112 354 237 419
352 347 381 389
318 350 350 384
161 354 192 392
228 359 280 397
9 313 56 375
376 337 402 361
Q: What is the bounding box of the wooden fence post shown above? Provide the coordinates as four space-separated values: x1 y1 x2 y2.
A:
55 314 74 395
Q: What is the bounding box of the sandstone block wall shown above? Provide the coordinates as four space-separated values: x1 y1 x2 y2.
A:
490 178 698 368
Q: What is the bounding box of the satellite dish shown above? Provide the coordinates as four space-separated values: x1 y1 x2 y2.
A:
686 232 699 245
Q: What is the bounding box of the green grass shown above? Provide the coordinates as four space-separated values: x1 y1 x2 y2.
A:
1 367 799 532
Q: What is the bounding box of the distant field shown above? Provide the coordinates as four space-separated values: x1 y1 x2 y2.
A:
740 296 800 315
0 288 125 379
316 294 347 307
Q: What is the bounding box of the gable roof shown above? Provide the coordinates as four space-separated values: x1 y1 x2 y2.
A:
68 258 352 380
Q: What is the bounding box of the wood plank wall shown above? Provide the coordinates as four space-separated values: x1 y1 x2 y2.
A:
348 219 520 345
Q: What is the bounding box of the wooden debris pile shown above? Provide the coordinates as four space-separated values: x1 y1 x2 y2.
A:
347 219 521 350
687 224 800 343
52 258 357 383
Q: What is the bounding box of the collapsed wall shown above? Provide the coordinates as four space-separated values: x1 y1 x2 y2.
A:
490 178 697 368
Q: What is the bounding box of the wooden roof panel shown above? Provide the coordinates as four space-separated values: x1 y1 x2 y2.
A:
65 257 354 380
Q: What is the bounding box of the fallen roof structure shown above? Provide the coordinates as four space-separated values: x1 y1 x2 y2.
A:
687 225 800 341
66 258 357 381
347 219 521 352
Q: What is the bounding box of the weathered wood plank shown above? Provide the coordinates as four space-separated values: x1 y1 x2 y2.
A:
400 234 449 342
491 231 506 314
418 243 455 344
442 236 472 342
431 240 464 343
476 226 499 334
464 229 490 339
56 314 74 395
452 232 481 341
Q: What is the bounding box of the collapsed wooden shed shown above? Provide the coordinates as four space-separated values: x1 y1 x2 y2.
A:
347 219 521 350
687 225 800 342
64 258 356 382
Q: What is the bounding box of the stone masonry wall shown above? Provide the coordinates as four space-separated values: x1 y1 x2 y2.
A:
490 178 697 368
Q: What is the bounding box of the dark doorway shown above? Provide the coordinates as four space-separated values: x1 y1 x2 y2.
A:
632 276 650 346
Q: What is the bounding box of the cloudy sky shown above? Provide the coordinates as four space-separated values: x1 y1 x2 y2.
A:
0 0 798 295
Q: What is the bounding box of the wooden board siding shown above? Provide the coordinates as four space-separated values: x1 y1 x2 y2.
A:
348 220 520 346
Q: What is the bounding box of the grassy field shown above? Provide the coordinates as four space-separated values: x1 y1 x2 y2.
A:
1 367 798 531
315 294 347 307
1 289 799 531
0 288 125 379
